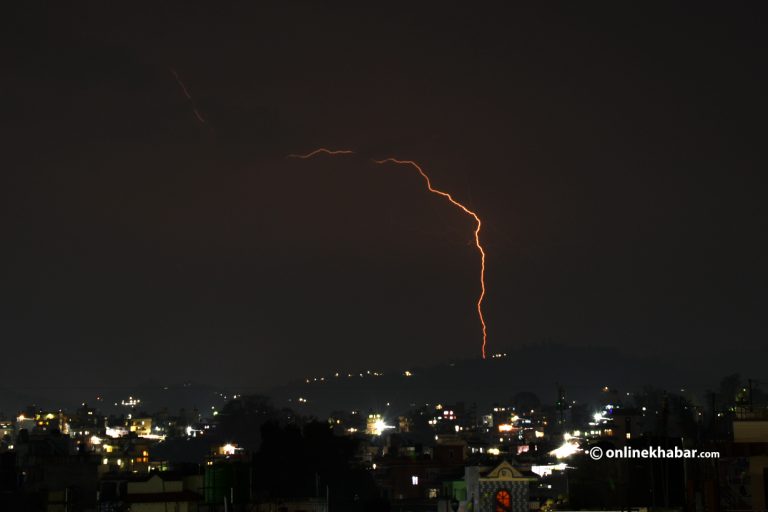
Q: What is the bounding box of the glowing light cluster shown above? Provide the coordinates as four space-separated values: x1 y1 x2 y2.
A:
549 433 582 459
105 426 128 438
366 413 394 436
121 396 141 407
373 419 393 436
531 463 568 477
221 443 237 455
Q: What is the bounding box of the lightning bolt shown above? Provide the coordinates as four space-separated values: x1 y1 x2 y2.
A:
373 158 488 360
287 148 355 159
170 68 206 125
288 149 489 359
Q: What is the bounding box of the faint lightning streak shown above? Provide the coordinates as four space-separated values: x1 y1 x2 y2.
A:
287 148 355 159
170 68 206 124
374 157 488 359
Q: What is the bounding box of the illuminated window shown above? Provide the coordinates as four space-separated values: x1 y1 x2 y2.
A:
495 489 511 511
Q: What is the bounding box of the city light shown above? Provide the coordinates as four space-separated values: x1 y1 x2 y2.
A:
373 419 393 436
106 426 128 438
549 435 582 459
139 434 166 441
531 463 568 477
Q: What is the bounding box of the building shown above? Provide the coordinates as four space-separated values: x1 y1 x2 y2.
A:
100 436 153 474
128 418 153 437
464 461 536 512
35 411 69 434
717 417 768 510
125 473 201 511
251 498 327 512
374 436 467 509
99 472 203 511
0 421 13 441
13 429 100 511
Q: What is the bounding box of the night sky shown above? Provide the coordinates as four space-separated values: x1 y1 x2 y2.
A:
3 3 766 390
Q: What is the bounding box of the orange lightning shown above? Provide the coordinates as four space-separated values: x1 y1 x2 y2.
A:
373 157 488 359
288 148 489 359
287 148 355 159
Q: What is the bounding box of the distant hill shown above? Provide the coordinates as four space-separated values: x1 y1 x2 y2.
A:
267 343 768 418
3 343 765 420
0 381 232 419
